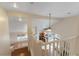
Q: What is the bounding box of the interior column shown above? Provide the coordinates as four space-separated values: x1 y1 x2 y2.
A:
27 15 33 52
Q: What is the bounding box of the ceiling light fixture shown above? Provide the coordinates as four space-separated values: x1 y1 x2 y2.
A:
18 17 22 22
13 3 17 8
29 2 34 5
67 12 71 15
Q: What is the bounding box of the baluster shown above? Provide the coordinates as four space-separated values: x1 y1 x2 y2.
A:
50 43 52 56
69 40 71 56
49 43 51 56
58 40 61 56
54 41 57 56
56 41 58 56
61 40 64 56
53 42 55 56
64 40 66 56
66 40 69 56
58 40 60 56
68 40 70 56
45 43 47 56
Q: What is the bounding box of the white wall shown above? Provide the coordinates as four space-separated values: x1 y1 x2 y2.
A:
0 7 10 55
53 16 79 39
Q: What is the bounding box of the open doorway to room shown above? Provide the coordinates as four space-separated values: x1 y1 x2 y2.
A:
8 16 31 56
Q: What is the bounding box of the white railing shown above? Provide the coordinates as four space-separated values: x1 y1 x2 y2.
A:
41 39 70 56
10 35 79 56
41 35 79 56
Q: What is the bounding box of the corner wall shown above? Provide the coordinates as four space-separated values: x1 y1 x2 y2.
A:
0 7 10 55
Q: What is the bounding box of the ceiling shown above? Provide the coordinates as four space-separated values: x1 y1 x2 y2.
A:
2 2 79 32
0 2 79 18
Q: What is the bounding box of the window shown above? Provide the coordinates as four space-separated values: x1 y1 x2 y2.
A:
17 34 28 42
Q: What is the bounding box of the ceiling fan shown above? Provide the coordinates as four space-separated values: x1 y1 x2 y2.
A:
43 13 52 31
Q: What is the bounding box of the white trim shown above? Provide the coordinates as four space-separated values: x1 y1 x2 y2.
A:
63 35 79 40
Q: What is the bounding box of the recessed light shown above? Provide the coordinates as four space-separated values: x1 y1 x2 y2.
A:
18 17 22 22
67 12 71 14
13 3 17 8
29 2 34 5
